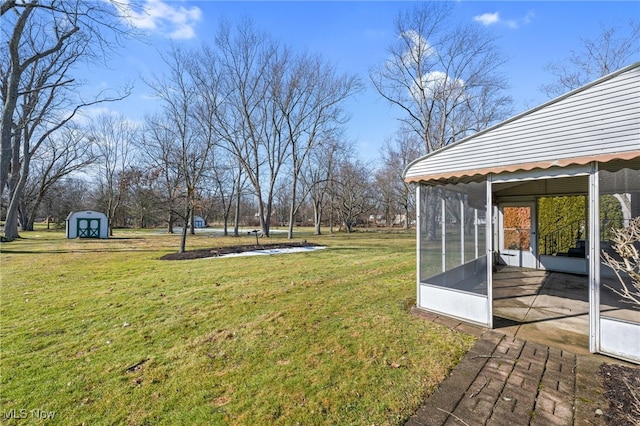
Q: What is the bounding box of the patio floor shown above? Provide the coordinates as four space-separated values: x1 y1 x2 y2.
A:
492 266 639 355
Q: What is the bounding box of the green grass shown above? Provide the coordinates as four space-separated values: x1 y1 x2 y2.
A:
0 228 475 425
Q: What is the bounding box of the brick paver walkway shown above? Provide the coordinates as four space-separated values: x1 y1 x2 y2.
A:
406 332 577 425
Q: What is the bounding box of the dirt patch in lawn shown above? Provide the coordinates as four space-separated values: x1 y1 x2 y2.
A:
598 363 640 425
159 242 321 260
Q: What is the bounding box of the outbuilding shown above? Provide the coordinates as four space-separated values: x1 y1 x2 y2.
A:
404 63 640 363
193 216 206 228
66 210 109 239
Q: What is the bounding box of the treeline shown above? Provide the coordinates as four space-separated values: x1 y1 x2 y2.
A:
1 2 418 250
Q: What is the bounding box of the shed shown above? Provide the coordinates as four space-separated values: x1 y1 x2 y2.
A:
66 210 109 239
193 216 206 228
404 62 640 363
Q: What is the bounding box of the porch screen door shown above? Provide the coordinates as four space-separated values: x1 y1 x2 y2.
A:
499 203 537 268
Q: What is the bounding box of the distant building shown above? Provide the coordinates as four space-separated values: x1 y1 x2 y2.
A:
194 216 206 228
66 211 109 239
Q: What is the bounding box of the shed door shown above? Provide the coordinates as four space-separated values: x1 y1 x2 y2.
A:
499 203 537 268
77 218 100 238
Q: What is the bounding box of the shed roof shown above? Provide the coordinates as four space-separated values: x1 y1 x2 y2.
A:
404 62 640 184
65 210 108 220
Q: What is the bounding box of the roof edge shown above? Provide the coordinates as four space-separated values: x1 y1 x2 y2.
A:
404 151 640 184
403 61 640 180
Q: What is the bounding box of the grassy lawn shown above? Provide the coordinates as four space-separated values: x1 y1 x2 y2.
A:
0 228 475 425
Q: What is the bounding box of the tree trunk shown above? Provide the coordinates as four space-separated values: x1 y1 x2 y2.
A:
179 205 191 253
3 125 32 240
257 198 270 237
233 193 240 236
425 187 437 241
313 200 322 235
287 177 297 239
18 201 32 231
167 211 175 233
329 198 334 234
1 7 31 199
4 195 21 240
403 203 410 230
233 177 241 236
4 152 30 241
179 217 189 253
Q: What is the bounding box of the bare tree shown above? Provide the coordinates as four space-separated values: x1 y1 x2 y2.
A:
541 21 640 97
124 166 163 229
370 3 510 240
139 115 183 234
1 0 134 240
232 161 250 236
602 216 640 308
91 113 138 236
144 45 216 253
332 157 376 233
1 47 126 240
1 0 134 198
275 52 362 239
212 19 288 238
370 2 511 154
378 131 423 229
19 125 95 231
301 138 347 235
207 152 244 236
41 176 91 227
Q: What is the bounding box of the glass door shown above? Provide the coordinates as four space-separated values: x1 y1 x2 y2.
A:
499 203 537 269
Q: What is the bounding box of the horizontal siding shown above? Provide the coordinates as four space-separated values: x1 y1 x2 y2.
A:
406 64 640 180
495 176 589 197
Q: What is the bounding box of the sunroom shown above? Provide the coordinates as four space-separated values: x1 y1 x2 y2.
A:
404 63 640 363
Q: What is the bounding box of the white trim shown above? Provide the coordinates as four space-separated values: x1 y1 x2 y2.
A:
589 163 600 354
419 284 490 327
486 177 493 329
491 164 593 183
460 198 465 265
416 185 422 310
441 195 446 273
600 317 640 363
474 209 479 259
538 255 587 274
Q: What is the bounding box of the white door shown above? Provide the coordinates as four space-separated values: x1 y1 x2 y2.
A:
499 203 537 268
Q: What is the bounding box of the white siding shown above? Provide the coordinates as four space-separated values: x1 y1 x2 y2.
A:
405 63 640 182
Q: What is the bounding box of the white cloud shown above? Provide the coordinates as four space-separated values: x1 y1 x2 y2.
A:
423 71 465 98
523 10 536 25
117 0 202 40
400 30 436 65
506 20 519 29
409 70 466 102
473 10 535 29
474 12 500 26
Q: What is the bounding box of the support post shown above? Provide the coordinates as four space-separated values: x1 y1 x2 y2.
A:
486 176 493 329
589 162 600 354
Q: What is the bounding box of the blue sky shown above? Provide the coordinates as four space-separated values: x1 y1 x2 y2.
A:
88 1 640 163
